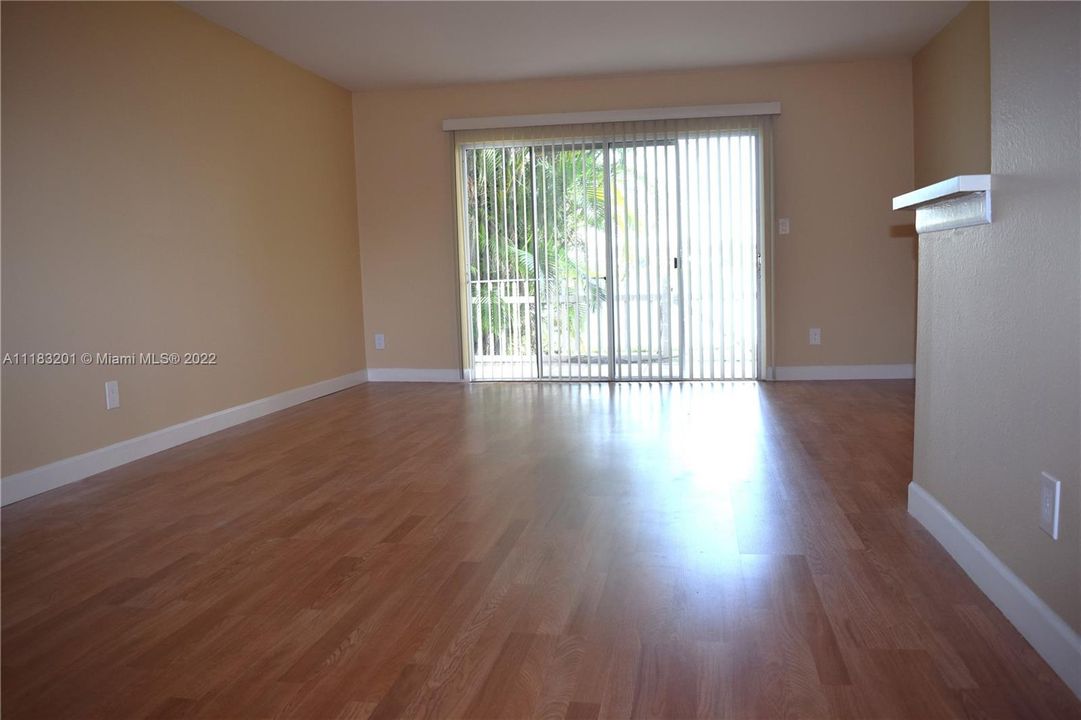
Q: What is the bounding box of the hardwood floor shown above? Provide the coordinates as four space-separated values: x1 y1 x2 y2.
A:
3 381 1078 719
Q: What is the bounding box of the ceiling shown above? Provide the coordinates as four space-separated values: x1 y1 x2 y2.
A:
184 1 964 91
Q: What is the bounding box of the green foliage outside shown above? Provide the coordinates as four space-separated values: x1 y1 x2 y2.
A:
463 145 614 357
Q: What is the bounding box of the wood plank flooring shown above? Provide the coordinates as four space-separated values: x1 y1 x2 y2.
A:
3 381 1078 719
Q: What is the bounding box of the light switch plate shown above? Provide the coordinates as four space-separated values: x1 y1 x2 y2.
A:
778 218 791 235
374 333 385 350
1040 472 1061 540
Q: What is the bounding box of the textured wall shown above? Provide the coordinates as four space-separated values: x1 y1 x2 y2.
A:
1 3 366 475
353 59 916 372
913 2 1080 631
913 1 991 187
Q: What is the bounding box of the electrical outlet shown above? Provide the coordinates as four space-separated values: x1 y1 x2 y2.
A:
105 380 120 410
1040 472 1061 540
778 218 791 235
809 328 821 345
374 333 385 350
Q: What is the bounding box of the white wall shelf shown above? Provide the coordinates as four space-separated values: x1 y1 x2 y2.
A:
893 174 992 233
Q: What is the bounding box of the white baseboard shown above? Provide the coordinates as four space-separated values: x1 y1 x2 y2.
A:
0 370 368 507
908 481 1081 699
366 368 463 382
774 363 914 381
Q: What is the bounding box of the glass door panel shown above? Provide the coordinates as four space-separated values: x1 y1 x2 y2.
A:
460 124 761 382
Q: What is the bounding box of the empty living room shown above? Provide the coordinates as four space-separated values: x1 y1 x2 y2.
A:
2 1 1079 718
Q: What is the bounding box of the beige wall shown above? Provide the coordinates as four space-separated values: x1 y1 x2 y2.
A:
913 1 991 187
353 59 916 372
913 1 1080 632
1 2 365 476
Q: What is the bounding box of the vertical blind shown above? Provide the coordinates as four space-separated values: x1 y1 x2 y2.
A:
454 114 772 381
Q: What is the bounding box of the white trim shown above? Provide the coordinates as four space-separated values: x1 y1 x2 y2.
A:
442 102 781 132
366 368 463 382
0 370 367 507
908 482 1081 699
773 364 914 381
892 174 991 210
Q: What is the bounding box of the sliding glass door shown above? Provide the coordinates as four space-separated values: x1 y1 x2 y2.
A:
461 141 610 380
535 140 611 380
678 130 761 380
458 117 766 382
609 138 682 379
